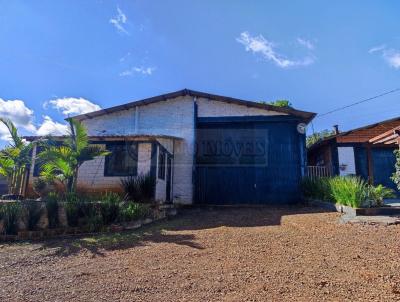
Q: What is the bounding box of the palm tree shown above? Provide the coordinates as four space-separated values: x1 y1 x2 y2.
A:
0 118 33 195
38 119 110 193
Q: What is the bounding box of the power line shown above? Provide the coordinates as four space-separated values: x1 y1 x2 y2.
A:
316 88 400 118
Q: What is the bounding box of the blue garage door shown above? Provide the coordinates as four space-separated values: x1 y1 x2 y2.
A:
195 120 303 204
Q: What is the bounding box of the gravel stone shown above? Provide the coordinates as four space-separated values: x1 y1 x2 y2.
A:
0 206 400 301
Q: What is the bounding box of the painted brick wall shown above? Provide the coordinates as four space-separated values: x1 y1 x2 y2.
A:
83 109 136 136
136 96 195 204
196 97 287 117
26 143 153 196
81 96 195 204
77 142 152 193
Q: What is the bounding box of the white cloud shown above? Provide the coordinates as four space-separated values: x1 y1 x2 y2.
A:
369 44 386 54
36 116 68 136
120 66 156 76
110 6 129 35
236 32 315 68
297 38 314 50
46 97 101 116
0 98 36 140
383 50 400 69
369 45 400 69
0 98 87 143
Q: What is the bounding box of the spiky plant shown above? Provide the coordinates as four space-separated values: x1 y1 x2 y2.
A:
329 176 369 208
37 119 110 194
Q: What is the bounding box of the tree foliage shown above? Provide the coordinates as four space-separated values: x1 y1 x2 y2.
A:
0 118 33 195
37 119 110 193
306 129 335 148
267 100 292 108
391 149 400 190
259 99 293 108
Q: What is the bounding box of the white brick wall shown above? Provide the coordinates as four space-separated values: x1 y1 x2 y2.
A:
136 96 195 204
77 142 152 192
83 109 136 136
196 97 287 117
80 96 195 204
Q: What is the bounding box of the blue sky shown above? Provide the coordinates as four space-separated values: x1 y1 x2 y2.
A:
0 0 400 143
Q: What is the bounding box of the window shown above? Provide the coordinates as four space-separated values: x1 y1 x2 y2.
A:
158 149 166 180
104 142 138 177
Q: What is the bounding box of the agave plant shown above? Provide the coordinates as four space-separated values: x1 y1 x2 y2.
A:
37 119 110 194
120 173 156 203
0 118 34 195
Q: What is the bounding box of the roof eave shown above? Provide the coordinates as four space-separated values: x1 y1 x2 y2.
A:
70 89 316 124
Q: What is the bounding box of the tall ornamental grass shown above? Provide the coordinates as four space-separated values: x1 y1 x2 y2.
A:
301 176 395 208
329 177 369 208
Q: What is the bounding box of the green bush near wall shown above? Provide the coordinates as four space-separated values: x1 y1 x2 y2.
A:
0 203 22 235
0 192 153 236
301 176 395 208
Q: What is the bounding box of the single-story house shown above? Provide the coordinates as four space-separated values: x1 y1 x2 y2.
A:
307 117 400 192
26 89 315 205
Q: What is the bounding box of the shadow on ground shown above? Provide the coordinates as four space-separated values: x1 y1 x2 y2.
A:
35 203 333 257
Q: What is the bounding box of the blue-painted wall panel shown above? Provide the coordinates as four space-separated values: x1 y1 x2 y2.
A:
354 146 368 181
195 119 303 204
372 148 397 191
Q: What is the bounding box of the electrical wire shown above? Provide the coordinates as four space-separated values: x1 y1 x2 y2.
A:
315 88 400 118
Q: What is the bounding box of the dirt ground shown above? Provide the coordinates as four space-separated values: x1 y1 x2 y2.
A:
1 206 400 302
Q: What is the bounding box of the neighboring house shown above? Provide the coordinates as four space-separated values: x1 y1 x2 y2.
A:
26 89 315 205
307 117 400 192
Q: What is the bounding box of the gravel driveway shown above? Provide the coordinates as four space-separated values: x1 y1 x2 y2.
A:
1 206 400 301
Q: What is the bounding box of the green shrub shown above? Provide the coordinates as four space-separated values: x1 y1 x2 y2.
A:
0 203 22 235
369 184 395 207
120 173 156 203
23 202 43 231
118 202 149 222
86 214 104 232
302 176 395 208
391 149 400 190
63 193 104 228
44 192 59 228
100 192 122 225
65 201 80 227
301 177 332 201
329 176 369 208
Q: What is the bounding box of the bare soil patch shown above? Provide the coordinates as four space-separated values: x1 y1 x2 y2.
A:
1 205 400 301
